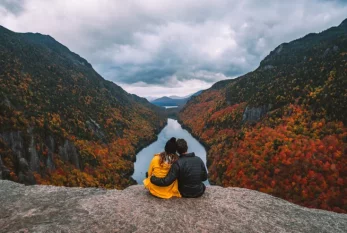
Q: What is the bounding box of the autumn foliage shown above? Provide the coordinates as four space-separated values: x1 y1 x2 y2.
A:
179 21 347 213
0 26 166 189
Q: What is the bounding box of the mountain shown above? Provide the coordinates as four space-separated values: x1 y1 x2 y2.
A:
168 95 186 99
151 90 204 107
1 180 346 232
179 19 347 212
0 25 166 189
151 96 188 107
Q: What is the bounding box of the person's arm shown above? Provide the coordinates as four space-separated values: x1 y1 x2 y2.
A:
150 162 179 186
201 161 208 181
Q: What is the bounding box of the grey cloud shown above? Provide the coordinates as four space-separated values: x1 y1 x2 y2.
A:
0 0 24 15
112 66 177 85
1 0 347 93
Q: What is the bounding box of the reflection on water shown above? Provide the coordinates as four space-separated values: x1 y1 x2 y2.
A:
132 119 209 186
164 106 178 109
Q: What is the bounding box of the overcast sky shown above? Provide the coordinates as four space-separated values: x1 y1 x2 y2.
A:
1 0 347 98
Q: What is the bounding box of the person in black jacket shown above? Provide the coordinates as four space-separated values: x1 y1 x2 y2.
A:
150 138 208 198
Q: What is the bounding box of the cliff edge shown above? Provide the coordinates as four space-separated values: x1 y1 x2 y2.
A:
0 180 346 233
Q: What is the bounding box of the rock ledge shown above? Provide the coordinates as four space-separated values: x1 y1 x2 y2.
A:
0 181 346 233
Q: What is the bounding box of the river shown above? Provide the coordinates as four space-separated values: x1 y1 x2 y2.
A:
132 118 209 186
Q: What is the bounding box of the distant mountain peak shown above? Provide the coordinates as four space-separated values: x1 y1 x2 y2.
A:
168 95 186 99
151 90 203 107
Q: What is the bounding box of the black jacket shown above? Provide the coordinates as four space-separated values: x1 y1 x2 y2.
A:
150 152 208 198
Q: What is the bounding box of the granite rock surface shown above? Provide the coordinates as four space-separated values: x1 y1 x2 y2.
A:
0 180 346 233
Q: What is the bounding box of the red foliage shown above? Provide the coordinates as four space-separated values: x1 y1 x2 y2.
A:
180 89 347 213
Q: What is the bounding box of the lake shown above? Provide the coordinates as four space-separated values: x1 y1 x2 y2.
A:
163 106 178 109
132 118 210 186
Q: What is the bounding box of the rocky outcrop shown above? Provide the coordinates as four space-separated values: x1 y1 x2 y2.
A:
28 128 39 172
86 118 106 142
0 181 346 233
242 104 272 123
45 136 56 170
262 65 275 70
0 131 82 184
0 131 36 184
322 45 340 57
0 156 10 179
58 140 81 170
0 132 25 160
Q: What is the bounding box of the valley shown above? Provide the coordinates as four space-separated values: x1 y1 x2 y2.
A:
0 17 346 214
132 118 209 186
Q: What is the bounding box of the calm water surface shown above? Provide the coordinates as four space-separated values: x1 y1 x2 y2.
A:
132 119 209 185
163 106 178 109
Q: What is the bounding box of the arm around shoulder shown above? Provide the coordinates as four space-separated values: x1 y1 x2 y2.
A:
150 162 179 186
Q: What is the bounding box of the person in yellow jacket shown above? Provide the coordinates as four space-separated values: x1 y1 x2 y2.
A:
143 137 181 198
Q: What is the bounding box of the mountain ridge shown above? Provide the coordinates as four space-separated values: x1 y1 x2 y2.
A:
151 90 203 107
179 18 347 212
0 25 166 189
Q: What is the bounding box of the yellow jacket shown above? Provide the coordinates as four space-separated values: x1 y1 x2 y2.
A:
143 154 181 199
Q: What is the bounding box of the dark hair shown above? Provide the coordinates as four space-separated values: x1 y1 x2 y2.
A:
160 137 178 165
165 137 177 154
176 139 188 155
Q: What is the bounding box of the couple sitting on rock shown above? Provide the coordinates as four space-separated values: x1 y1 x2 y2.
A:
143 137 208 198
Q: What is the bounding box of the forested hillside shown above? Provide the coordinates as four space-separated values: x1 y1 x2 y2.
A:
179 19 347 212
0 26 166 189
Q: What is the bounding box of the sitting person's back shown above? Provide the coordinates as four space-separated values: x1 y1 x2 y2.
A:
151 139 208 198
143 138 181 199
174 152 206 197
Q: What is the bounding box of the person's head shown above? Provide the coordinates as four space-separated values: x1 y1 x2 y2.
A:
176 139 188 155
160 137 178 165
165 137 177 154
